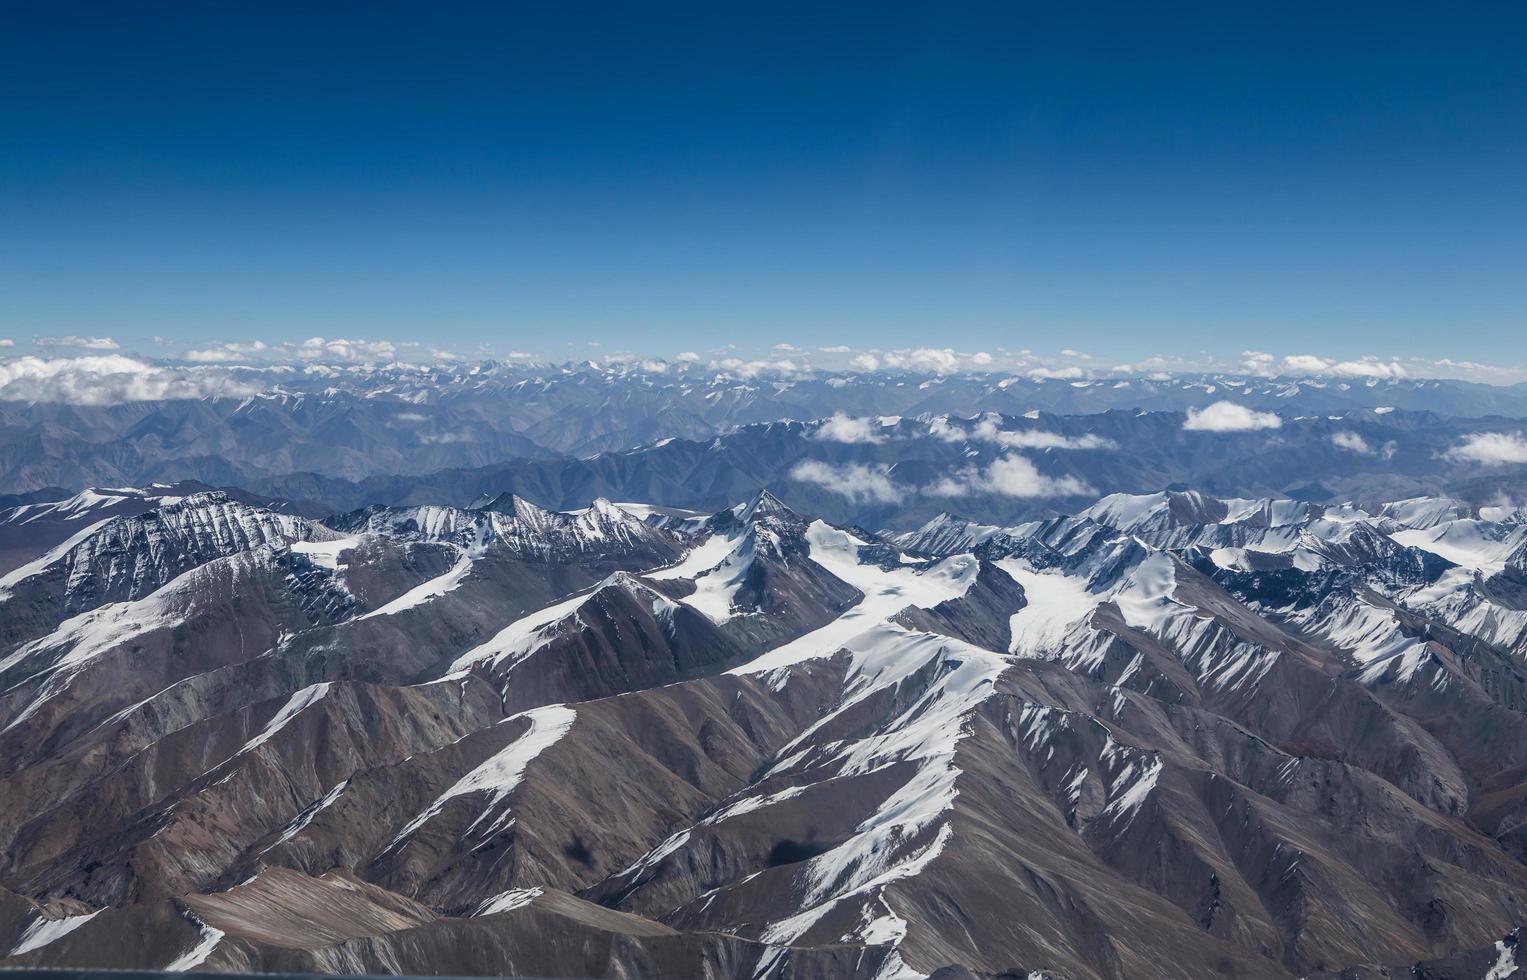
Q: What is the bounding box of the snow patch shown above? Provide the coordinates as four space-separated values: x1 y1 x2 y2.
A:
388 704 575 847
8 910 103 956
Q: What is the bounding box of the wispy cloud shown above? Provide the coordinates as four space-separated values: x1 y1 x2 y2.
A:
927 454 1093 498
1445 432 1527 465
929 415 1114 450
788 460 904 503
33 335 119 350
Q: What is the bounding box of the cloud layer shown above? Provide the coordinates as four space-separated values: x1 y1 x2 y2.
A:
0 356 260 405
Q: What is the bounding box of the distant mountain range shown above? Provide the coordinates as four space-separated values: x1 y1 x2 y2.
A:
0 483 1526 977
188 408 1527 530
5 362 1527 498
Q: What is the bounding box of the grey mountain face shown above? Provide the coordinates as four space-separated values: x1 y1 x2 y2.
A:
3 482 1527 978
5 361 1527 497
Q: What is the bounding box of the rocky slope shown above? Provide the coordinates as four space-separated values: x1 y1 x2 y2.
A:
2 485 1527 978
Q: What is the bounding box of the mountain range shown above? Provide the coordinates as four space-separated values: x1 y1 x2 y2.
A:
4 480 1527 978
6 361 1527 501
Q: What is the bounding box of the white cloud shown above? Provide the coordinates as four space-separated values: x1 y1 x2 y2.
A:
33 335 119 350
1184 401 1282 432
773 343 799 351
0 339 14 347
1281 354 1331 373
789 460 904 503
927 454 1093 498
880 347 961 374
850 353 880 371
1428 358 1527 384
1240 351 1275 375
1279 354 1406 379
811 412 885 444
674 351 701 362
969 416 1113 450
296 336 397 362
1026 366 1085 380
185 347 240 362
818 345 852 353
927 414 1115 449
1445 432 1527 465
1330 358 1406 379
709 356 805 379
1330 431 1371 453
0 355 260 405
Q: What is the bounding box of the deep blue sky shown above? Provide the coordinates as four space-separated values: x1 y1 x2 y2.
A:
2 1 1524 365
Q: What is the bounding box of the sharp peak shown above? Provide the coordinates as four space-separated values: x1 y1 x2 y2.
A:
473 491 554 517
734 488 796 521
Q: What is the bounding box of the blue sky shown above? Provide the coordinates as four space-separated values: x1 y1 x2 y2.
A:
2 1 1524 372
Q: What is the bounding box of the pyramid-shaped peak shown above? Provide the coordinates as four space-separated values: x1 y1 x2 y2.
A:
474 492 554 522
735 488 798 523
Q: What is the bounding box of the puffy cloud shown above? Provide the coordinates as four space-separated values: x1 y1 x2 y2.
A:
880 347 962 374
33 335 119 350
0 339 14 347
789 460 905 503
296 337 397 362
1279 354 1407 379
673 351 701 362
927 454 1093 498
873 346 1001 374
1026 366 1085 380
850 353 880 371
709 356 806 379
0 355 260 405
818 345 852 353
811 412 885 444
1281 354 1331 373
1445 432 1527 465
184 341 272 363
1330 358 1406 379
184 347 240 362
773 343 799 351
1183 401 1282 432
1240 351 1276 375
1330 431 1371 453
604 352 670 372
